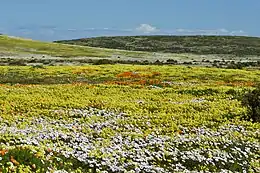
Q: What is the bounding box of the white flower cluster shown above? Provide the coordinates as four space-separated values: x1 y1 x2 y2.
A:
0 107 259 172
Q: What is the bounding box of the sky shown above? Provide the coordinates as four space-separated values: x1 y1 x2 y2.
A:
0 0 259 41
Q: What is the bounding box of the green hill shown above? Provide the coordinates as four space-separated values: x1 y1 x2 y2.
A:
0 35 151 58
55 35 260 56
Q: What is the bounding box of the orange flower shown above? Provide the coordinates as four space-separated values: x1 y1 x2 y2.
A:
178 130 184 135
10 156 20 166
0 149 8 156
116 71 141 78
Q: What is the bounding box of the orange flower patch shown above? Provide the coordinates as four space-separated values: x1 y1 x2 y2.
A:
10 156 20 166
0 149 8 156
72 68 97 75
178 130 184 135
151 71 161 77
116 71 141 78
116 71 161 79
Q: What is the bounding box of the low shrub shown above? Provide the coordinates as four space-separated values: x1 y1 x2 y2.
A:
242 86 260 122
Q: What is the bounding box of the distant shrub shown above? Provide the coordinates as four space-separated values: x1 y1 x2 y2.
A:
226 88 251 100
226 63 243 69
154 60 163 65
31 64 45 69
182 62 192 65
28 58 37 63
177 88 219 96
166 59 178 64
241 87 260 122
141 60 150 65
93 59 115 65
43 59 52 65
8 60 26 66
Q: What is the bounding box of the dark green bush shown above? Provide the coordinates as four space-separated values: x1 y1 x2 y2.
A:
93 59 116 65
8 60 27 66
177 88 219 96
166 59 178 64
242 87 260 122
225 88 250 100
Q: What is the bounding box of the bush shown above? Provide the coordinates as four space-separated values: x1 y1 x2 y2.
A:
31 64 45 69
225 88 250 100
8 59 27 66
226 63 243 69
93 59 115 65
166 59 178 64
242 87 260 122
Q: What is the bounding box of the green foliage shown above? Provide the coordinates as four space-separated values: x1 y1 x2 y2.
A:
242 86 260 122
0 145 92 172
93 59 116 65
0 64 259 172
56 35 260 56
177 88 219 96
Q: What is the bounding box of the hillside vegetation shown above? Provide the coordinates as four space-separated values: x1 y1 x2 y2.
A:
0 65 259 172
55 35 260 56
0 35 150 58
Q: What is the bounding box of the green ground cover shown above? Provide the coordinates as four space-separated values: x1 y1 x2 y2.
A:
0 65 259 172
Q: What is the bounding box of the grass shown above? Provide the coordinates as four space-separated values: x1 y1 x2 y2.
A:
0 35 152 58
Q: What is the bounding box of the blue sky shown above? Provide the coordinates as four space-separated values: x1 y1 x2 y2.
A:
0 0 259 41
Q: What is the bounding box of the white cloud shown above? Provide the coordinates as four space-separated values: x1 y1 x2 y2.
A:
135 24 159 34
230 30 247 36
175 28 246 36
5 25 249 41
219 28 229 33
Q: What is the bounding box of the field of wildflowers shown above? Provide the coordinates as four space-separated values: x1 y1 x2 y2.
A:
0 65 259 172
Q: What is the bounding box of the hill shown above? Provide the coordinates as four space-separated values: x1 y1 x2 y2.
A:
1 34 260 67
0 35 150 58
55 35 260 56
